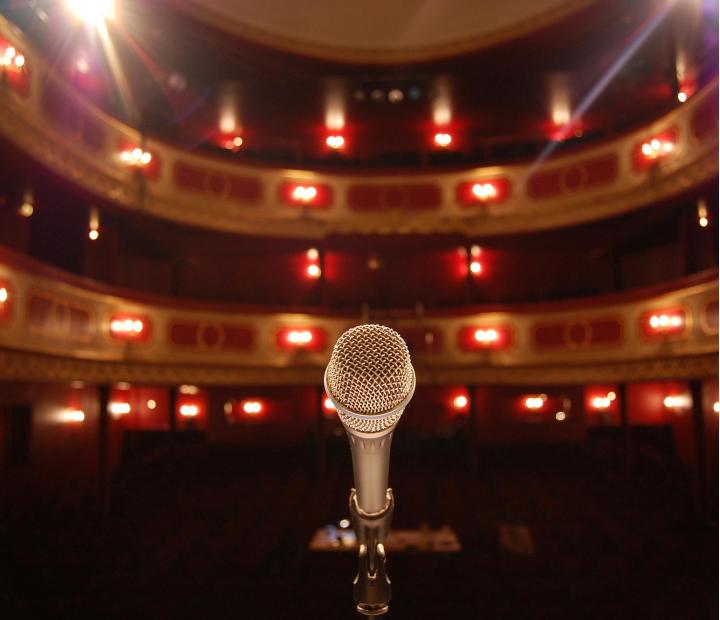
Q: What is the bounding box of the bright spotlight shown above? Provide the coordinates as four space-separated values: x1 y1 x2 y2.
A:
66 0 115 26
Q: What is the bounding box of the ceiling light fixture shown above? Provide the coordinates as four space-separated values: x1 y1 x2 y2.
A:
434 132 452 148
66 0 115 26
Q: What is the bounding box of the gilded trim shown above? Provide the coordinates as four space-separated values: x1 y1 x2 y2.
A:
0 349 715 386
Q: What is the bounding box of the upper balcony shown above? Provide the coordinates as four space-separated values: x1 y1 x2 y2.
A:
0 4 718 238
0 246 716 385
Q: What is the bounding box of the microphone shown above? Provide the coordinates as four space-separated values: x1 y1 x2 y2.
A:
324 324 415 616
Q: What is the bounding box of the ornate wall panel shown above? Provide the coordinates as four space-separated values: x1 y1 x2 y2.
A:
174 161 263 205
531 316 623 350
347 184 442 211
0 251 716 384
526 153 619 200
0 15 717 239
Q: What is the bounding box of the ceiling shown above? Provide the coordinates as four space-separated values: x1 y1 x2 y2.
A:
172 0 592 63
2 0 717 169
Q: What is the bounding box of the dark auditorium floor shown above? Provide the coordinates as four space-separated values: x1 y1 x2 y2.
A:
0 433 717 619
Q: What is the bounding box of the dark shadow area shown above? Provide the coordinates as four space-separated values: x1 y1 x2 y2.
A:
0 432 716 619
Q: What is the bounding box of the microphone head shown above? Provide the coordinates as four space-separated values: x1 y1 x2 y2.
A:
325 324 415 434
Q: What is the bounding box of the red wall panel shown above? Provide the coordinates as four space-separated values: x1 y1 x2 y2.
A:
471 385 586 444
207 386 317 445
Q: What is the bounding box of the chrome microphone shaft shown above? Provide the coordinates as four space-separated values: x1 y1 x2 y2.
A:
350 488 394 616
346 428 394 513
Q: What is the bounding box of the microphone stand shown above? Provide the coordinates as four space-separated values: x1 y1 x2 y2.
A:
349 487 394 616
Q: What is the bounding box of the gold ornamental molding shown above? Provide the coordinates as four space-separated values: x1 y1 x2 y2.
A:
1 250 717 385
0 349 716 386
0 14 718 239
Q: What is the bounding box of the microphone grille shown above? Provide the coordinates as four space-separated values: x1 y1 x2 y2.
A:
326 324 414 433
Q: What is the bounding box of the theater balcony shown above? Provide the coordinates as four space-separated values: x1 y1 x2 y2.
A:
0 1 717 618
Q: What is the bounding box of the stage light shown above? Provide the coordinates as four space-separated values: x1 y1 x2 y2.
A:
339 519 351 528
120 147 152 168
292 185 318 203
549 73 571 128
109 315 149 342
460 325 511 352
323 396 336 414
60 409 85 423
325 79 345 131
287 330 313 345
471 183 498 201
524 395 547 410
714 401 719 414
1 46 24 70
66 0 115 26
307 264 321 279
223 135 244 151
591 396 611 410
677 91 687 103
179 385 199 395
277 327 325 351
434 132 452 148
474 328 499 343
19 189 34 218
0 287 7 304
663 395 690 410
555 411 566 421
179 404 199 417
467 245 483 277
147 399 157 410
241 400 263 416
607 391 616 401
640 136 674 160
432 76 451 125
110 318 144 335
648 312 684 332
326 135 345 150
306 248 319 261
109 402 131 417
218 83 240 134
88 206 100 241
452 395 469 411
697 197 709 228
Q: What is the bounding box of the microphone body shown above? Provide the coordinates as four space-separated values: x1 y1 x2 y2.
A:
346 432 393 514
323 381 414 513
324 324 415 616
